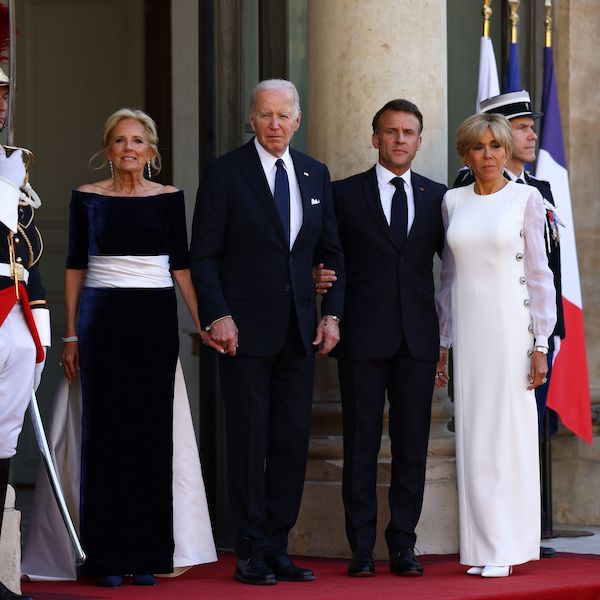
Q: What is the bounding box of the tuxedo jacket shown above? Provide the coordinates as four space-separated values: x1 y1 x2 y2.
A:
332 166 446 362
453 168 565 339
190 139 345 357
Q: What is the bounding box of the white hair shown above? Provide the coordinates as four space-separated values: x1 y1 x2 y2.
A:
250 79 300 115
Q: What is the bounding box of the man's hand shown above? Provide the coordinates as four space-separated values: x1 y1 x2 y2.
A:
434 347 449 388
312 263 337 296
209 316 239 356
313 316 340 355
0 147 26 188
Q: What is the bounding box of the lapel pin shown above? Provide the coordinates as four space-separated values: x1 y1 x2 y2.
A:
303 171 310 177
311 198 320 205
419 186 425 192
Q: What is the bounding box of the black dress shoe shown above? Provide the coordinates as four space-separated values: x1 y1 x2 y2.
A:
0 581 34 600
348 550 375 577
233 556 277 585
541 545 557 558
264 553 315 582
389 547 423 577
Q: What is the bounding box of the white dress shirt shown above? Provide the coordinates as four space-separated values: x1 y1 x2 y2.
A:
375 163 416 235
254 138 303 250
506 168 525 182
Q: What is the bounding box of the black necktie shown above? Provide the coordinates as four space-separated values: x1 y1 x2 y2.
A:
516 177 525 184
274 159 290 245
390 177 408 246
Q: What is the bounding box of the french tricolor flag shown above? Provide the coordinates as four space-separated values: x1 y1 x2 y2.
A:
536 46 593 444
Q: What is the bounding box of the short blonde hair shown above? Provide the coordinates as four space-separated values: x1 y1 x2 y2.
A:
90 108 162 174
456 113 513 163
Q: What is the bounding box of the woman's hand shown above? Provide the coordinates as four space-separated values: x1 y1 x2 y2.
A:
199 329 224 353
62 341 79 384
435 347 449 388
528 351 549 390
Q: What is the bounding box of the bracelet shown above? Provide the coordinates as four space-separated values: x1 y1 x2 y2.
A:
533 345 548 355
62 336 79 343
205 315 232 332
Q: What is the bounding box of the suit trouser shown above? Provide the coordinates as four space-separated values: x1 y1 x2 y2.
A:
338 340 435 553
219 313 314 559
0 304 36 460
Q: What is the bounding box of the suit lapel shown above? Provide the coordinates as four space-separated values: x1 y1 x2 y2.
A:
241 140 289 247
407 172 425 244
362 166 400 249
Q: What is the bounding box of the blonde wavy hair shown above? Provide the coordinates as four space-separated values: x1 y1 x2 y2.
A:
90 108 162 175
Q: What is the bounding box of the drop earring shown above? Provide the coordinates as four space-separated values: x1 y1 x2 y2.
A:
109 161 115 178
147 161 152 179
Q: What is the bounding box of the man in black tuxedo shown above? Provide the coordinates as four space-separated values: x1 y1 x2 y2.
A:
453 90 565 559
331 99 446 577
190 79 344 585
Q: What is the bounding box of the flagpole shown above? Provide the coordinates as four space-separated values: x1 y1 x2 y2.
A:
545 0 552 48
538 0 592 542
482 0 492 38
477 1 500 110
509 0 519 44
538 0 555 545
505 0 521 92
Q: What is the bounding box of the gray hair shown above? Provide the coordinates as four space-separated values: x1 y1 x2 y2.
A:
250 79 301 115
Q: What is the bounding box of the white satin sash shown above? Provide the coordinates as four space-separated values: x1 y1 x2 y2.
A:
85 255 173 288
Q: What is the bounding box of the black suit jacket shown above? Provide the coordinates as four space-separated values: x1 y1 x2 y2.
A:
190 139 345 357
453 168 565 339
332 167 446 361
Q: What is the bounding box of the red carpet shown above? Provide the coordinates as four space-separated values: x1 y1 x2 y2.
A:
22 552 600 600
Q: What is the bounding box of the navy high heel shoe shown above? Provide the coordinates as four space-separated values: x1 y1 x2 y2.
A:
98 575 122 588
132 574 156 586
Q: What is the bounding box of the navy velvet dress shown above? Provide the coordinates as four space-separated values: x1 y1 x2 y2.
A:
66 190 189 576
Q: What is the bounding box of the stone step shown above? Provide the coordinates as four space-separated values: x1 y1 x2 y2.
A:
308 431 456 461
290 466 459 558
305 454 456 484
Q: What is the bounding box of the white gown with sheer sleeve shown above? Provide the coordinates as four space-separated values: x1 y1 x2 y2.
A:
437 181 556 567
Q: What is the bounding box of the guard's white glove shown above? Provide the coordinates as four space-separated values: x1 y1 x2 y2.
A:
34 351 47 391
0 147 26 189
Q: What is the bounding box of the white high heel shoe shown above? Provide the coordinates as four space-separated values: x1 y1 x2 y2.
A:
481 565 512 577
466 566 484 575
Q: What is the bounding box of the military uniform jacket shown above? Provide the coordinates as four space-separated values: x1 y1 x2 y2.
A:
0 172 49 348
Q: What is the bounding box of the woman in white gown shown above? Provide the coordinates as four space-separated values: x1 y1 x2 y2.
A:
436 113 556 577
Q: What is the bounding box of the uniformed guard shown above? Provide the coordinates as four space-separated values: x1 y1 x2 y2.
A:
0 65 50 600
453 89 565 561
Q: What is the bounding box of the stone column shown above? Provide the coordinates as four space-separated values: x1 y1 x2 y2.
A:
289 0 457 558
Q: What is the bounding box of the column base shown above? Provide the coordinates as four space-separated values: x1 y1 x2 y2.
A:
0 485 23 594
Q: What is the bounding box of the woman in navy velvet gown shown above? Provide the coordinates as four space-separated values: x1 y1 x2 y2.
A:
61 109 217 588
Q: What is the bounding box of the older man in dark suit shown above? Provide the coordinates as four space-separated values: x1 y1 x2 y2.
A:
330 99 446 578
190 79 345 586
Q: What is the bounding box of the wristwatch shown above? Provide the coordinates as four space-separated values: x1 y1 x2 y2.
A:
533 345 549 355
